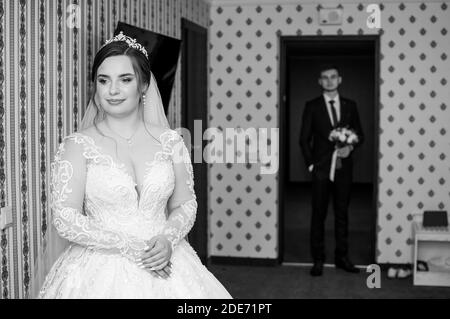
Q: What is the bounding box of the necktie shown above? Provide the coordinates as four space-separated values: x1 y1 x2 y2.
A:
329 100 338 127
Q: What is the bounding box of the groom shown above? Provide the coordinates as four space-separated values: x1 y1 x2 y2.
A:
299 65 364 276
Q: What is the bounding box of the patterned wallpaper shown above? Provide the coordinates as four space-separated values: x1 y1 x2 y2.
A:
0 0 208 300
209 1 450 262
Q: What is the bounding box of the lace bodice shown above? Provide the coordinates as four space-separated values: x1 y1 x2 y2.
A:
50 129 197 262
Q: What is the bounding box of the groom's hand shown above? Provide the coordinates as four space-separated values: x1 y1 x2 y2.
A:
336 145 353 158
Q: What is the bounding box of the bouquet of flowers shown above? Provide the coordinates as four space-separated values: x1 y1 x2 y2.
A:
328 127 359 169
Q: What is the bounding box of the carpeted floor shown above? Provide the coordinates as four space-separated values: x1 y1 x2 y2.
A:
207 263 450 299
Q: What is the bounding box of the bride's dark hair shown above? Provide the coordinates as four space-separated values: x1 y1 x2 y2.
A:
88 39 153 156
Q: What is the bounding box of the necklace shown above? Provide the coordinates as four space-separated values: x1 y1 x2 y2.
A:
105 120 140 146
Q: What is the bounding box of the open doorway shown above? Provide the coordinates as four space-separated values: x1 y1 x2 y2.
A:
279 36 379 266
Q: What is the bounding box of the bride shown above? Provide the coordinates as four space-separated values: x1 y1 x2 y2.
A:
32 32 232 299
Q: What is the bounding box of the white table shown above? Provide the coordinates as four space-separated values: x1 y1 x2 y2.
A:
412 214 450 287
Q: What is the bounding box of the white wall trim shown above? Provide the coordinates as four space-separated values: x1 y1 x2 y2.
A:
209 0 447 7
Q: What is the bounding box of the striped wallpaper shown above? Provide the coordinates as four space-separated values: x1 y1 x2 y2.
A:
0 0 209 300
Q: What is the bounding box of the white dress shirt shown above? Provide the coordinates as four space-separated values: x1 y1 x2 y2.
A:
308 94 341 173
323 93 340 126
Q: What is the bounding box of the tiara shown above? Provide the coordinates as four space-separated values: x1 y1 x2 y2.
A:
103 31 149 59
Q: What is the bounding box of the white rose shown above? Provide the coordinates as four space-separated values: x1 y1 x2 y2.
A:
348 134 358 144
329 131 337 140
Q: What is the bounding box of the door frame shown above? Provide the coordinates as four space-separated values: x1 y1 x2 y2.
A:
278 35 380 264
181 18 208 263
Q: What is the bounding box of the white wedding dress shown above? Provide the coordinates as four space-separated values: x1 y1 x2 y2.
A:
38 130 231 299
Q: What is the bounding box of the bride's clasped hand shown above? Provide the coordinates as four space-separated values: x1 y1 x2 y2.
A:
138 235 173 279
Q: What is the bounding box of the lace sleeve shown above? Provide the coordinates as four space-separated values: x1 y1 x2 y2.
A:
50 135 147 260
161 131 197 251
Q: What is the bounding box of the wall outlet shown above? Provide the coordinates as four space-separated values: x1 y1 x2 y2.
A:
0 206 13 230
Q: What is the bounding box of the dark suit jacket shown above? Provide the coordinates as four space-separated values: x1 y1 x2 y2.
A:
299 95 364 178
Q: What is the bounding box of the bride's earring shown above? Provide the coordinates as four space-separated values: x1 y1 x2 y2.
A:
142 94 146 108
